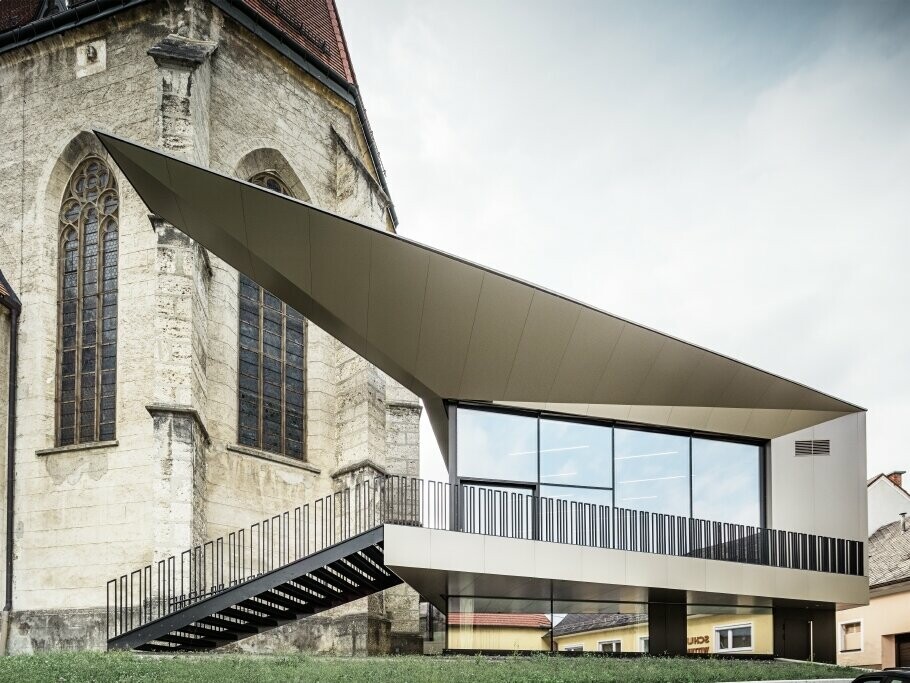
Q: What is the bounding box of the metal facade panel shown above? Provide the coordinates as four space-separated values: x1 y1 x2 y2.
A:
243 185 313 296
503 291 580 400
459 273 534 400
366 232 430 378
547 307 624 404
414 253 483 397
593 324 665 405
308 209 371 356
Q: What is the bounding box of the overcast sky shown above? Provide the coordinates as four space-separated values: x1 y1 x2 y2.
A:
338 0 910 481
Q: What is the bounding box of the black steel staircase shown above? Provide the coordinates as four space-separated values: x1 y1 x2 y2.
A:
106 478 414 652
108 529 399 651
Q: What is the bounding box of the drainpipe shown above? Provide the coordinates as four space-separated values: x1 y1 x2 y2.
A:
0 278 21 656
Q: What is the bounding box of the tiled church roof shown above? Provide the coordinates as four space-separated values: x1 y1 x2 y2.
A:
0 0 356 85
0 0 41 33
240 0 354 84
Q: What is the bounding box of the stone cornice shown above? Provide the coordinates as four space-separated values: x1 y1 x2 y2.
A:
145 403 211 445
330 459 388 480
147 34 218 70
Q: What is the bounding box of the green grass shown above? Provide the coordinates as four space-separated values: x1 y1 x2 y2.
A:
0 652 865 683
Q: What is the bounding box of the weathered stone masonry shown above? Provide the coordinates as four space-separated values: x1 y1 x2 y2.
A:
0 0 421 654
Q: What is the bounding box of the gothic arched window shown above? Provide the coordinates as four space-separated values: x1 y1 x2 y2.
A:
238 172 306 458
57 157 119 446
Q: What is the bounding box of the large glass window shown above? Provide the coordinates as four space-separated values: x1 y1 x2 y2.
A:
57 157 119 446
540 418 612 488
692 438 762 526
614 428 690 516
457 408 537 483
453 405 764 526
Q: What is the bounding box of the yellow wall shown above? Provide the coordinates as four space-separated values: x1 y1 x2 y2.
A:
448 625 550 651
837 589 910 669
555 622 650 653
553 613 773 654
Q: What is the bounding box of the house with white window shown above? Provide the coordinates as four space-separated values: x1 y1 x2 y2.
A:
837 489 910 669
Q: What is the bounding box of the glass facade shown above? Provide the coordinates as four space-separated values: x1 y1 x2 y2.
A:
454 405 764 526
692 438 762 526
457 408 537 483
687 605 772 655
441 594 775 654
614 428 689 516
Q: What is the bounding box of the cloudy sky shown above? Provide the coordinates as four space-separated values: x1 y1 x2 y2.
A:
338 0 910 480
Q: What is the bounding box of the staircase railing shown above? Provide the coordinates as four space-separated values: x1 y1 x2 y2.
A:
105 476 864 643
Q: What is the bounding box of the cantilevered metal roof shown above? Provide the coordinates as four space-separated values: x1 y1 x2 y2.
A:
95 131 863 460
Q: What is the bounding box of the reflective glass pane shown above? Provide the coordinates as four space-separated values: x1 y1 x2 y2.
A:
457 408 537 483
540 419 612 488
614 428 689 516
692 438 761 526
689 605 769 654
447 597 552 652
552 602 648 654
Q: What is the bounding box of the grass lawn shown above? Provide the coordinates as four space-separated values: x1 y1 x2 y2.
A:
0 653 866 683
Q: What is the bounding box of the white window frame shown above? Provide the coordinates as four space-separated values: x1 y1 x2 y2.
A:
838 619 863 653
639 636 649 653
597 639 622 653
714 622 753 653
563 644 584 652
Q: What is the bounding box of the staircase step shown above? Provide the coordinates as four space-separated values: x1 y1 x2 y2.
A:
156 633 218 650
199 615 259 634
219 607 279 627
181 624 238 641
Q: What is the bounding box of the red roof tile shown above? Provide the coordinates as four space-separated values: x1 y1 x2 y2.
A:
0 0 40 32
240 0 355 84
448 613 551 629
1 0 356 86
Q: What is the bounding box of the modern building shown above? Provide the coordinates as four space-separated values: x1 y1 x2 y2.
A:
93 130 870 661
0 0 421 654
837 476 910 670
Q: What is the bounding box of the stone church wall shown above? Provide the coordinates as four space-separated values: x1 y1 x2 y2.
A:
0 0 421 654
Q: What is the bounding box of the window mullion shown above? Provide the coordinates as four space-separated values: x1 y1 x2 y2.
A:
74 212 85 444
258 286 265 451
94 216 104 443
280 305 287 456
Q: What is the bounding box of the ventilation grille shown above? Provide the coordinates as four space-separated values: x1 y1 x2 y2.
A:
795 439 831 456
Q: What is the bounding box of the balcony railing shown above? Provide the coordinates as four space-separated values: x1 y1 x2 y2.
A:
106 476 864 642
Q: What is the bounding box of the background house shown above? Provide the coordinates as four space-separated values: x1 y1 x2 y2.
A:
867 471 910 535
837 474 910 670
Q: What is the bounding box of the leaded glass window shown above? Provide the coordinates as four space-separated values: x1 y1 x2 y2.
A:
57 157 119 446
237 172 306 458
